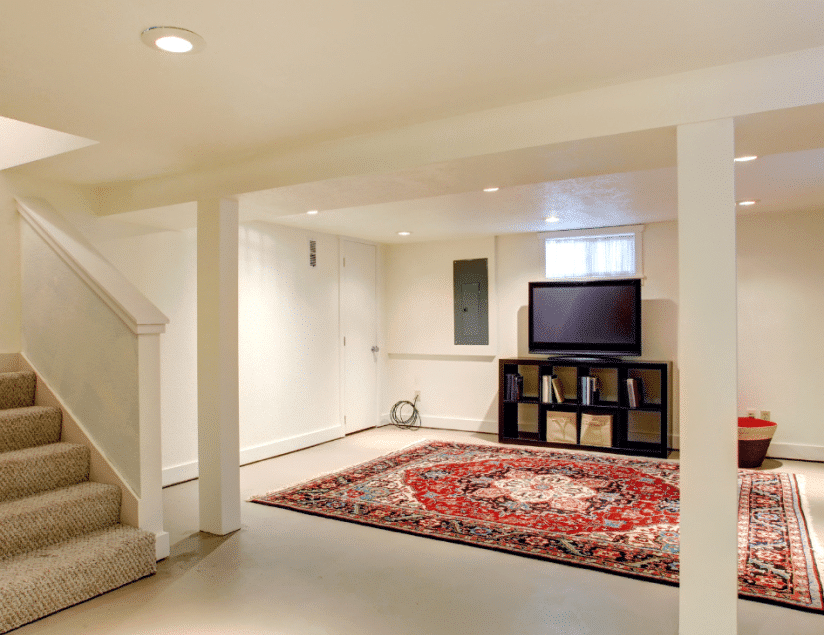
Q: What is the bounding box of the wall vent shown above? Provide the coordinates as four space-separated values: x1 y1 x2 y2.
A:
309 239 317 267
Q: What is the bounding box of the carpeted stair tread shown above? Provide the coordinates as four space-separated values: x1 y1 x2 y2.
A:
0 406 62 453
0 482 120 560
0 524 156 634
0 371 36 411
0 443 90 503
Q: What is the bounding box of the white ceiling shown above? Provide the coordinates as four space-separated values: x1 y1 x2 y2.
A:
3 1 824 241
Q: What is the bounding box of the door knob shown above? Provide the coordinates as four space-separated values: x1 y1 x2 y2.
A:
371 345 380 353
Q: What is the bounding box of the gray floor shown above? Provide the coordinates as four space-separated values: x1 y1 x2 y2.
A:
13 427 824 634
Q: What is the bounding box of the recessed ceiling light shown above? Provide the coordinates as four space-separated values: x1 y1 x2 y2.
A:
483 187 500 192
545 215 560 223
737 200 758 206
306 210 319 215
734 155 758 162
397 231 411 236
141 27 205 54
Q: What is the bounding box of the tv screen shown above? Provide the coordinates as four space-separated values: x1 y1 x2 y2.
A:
528 279 641 357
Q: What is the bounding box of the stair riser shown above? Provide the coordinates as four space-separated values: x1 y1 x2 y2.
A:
0 407 61 453
0 485 121 559
0 371 36 410
0 526 156 634
0 444 90 503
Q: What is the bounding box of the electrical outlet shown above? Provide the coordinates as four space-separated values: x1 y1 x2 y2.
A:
760 410 771 421
747 409 756 418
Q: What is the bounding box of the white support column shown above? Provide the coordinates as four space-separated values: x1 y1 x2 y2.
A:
197 198 241 536
677 119 738 634
137 332 170 559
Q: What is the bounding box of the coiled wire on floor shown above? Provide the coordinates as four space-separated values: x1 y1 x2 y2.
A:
389 395 421 429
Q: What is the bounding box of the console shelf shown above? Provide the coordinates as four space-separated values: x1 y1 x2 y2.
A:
499 358 671 458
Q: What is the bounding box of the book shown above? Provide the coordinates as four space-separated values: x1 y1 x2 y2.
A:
541 374 552 403
551 376 564 403
626 377 643 408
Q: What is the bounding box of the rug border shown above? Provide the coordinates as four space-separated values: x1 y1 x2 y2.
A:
248 439 824 614
795 474 824 605
252 491 684 588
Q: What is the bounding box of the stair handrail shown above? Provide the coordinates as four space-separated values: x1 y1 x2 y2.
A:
15 197 169 335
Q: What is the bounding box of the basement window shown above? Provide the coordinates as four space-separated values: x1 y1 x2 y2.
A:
540 225 644 280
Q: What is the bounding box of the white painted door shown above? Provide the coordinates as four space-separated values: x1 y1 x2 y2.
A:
341 240 378 434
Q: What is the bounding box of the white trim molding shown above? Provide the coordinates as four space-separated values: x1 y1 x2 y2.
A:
767 442 824 463
163 425 346 487
380 414 497 435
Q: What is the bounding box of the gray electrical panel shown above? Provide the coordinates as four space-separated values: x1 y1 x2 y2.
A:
453 258 489 345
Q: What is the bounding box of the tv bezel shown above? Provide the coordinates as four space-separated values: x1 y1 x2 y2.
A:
528 278 642 358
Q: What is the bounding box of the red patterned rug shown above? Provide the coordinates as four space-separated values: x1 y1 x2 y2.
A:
250 440 824 613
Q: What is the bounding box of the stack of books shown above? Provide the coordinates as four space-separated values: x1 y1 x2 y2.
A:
504 373 524 401
540 375 565 403
579 376 599 405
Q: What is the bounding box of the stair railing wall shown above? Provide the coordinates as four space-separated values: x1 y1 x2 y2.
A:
15 198 170 559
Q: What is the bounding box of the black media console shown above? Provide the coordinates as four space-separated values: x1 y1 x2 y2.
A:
499 357 672 458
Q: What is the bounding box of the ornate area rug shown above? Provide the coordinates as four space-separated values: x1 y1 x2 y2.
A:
250 440 824 613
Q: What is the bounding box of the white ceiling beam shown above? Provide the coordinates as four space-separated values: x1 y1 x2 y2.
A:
94 45 824 214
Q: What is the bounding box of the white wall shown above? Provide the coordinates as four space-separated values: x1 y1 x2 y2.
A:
21 221 141 492
385 236 497 356
94 229 198 481
0 176 23 352
737 210 824 460
237 222 343 465
384 214 824 459
384 237 498 432
96 220 346 484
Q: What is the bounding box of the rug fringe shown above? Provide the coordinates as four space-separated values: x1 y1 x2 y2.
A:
247 438 433 502
796 474 824 581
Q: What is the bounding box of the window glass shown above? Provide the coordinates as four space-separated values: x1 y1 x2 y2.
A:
544 231 640 279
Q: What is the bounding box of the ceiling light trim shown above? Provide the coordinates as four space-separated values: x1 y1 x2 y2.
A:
141 26 206 54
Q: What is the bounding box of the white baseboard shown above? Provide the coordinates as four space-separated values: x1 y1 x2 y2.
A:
162 461 199 487
766 441 824 463
240 425 345 465
162 425 345 487
381 413 497 435
664 435 822 463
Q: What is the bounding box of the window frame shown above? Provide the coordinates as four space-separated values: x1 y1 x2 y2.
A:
538 225 645 282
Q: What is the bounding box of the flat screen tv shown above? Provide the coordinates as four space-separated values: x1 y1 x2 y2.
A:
528 278 642 358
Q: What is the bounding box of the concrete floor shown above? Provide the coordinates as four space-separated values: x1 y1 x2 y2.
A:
13 427 824 635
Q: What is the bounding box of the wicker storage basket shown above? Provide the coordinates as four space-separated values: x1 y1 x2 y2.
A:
738 417 777 468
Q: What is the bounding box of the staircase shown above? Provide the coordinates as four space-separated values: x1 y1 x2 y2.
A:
0 370 156 633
